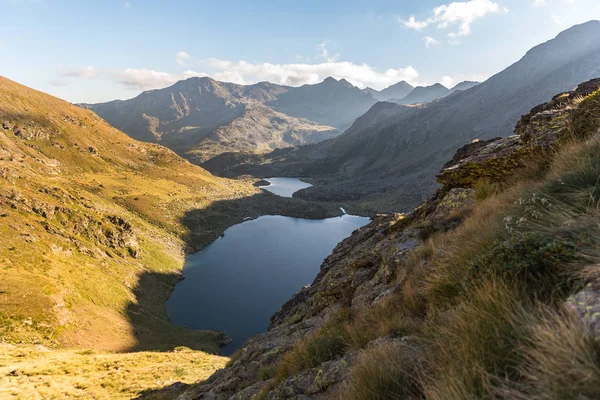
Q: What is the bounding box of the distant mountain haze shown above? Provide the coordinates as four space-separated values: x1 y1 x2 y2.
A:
205 21 600 214
366 81 414 102
82 75 460 164
267 77 377 130
183 103 340 164
450 81 480 93
393 83 450 104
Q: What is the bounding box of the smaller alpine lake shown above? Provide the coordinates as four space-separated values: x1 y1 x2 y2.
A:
258 177 313 197
166 179 370 354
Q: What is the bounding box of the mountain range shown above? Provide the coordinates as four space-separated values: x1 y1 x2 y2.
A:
83 76 375 163
82 76 475 164
204 21 600 214
392 81 480 104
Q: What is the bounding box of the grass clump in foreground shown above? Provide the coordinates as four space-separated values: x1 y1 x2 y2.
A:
263 90 600 399
275 309 352 380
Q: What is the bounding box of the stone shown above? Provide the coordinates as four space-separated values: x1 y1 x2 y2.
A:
566 283 600 340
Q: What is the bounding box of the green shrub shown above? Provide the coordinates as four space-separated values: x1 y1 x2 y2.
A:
259 364 277 381
469 232 576 298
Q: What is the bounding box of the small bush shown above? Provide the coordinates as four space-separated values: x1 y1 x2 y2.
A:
469 232 576 298
259 363 277 381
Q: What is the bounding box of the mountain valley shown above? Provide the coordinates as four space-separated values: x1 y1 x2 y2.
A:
205 21 600 215
2 8 600 400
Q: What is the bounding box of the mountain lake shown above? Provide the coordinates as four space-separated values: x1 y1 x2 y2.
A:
166 178 370 354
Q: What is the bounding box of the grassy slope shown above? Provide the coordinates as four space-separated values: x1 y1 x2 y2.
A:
0 343 227 400
252 86 600 399
0 76 266 396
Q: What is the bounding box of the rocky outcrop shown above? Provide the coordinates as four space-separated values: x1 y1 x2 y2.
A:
438 78 600 193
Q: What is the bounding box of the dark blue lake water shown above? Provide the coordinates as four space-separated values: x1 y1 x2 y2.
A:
166 180 369 354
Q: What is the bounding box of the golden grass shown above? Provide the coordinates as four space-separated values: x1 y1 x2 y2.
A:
346 340 423 400
0 76 261 350
0 344 227 400
275 310 351 381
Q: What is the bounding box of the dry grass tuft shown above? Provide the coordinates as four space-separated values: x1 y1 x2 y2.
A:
345 340 424 400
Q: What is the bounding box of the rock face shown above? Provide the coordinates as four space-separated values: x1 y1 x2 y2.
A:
179 77 600 400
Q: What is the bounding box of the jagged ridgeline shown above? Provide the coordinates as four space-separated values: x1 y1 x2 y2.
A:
182 80 600 399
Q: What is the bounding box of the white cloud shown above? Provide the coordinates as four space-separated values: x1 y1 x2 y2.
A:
124 1 132 8
56 63 493 94
56 66 208 91
424 36 441 47
440 76 455 88
55 41 421 92
316 41 340 62
58 65 98 79
112 68 207 90
56 61 419 91
400 0 507 38
402 16 430 30
175 51 192 66
433 72 490 89
201 58 419 89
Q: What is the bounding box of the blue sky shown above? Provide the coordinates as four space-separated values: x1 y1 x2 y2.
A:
2 0 599 103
